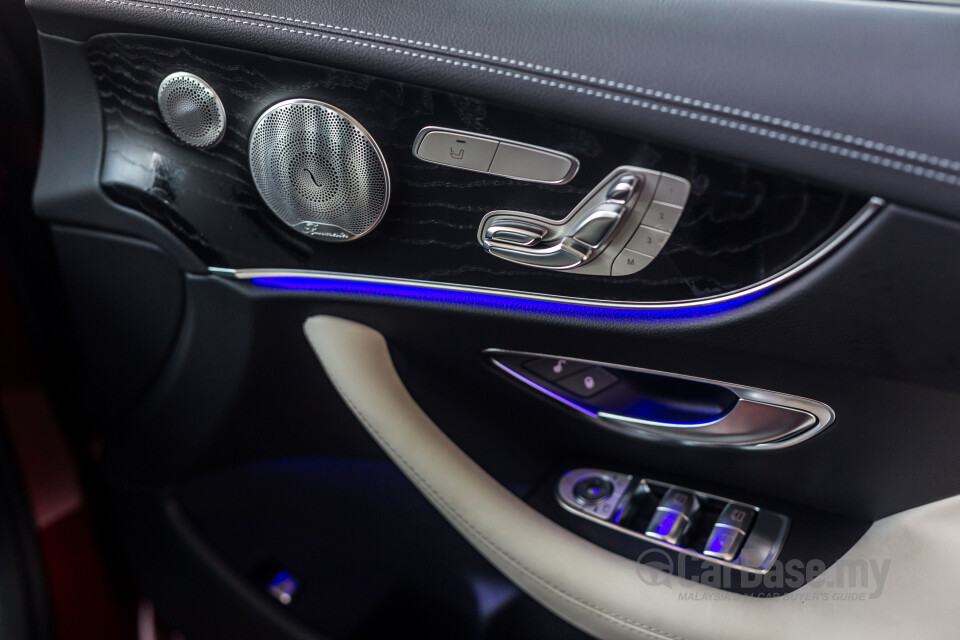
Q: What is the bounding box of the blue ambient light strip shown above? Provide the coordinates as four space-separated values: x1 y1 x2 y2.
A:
249 276 769 322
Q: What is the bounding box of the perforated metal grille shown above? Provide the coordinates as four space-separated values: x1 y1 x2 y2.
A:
248 100 389 241
157 72 225 149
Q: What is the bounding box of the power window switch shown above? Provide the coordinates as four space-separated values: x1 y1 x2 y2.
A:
703 503 755 561
645 507 691 545
703 524 747 561
660 488 699 518
716 503 755 532
555 366 618 398
645 488 699 545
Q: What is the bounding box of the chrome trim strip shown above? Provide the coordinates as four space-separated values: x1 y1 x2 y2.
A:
212 196 883 310
484 348 836 450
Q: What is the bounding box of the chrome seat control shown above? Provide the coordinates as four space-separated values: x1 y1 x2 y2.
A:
572 205 623 248
412 127 579 184
487 239 587 270
606 174 639 203
485 221 548 247
478 166 691 276
556 468 789 573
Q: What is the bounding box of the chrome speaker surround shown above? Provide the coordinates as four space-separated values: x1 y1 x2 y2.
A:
157 72 226 149
248 99 390 242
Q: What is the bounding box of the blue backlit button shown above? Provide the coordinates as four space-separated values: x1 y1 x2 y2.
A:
703 503 755 561
645 507 691 545
523 357 590 382
573 476 615 505
555 366 619 398
703 524 747 561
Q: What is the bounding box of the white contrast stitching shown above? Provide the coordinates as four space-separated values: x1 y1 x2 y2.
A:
97 0 960 187
146 0 960 173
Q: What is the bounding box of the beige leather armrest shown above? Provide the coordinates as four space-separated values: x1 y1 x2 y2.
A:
305 315 960 640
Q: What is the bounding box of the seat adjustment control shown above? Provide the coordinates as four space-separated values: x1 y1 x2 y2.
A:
485 221 548 247
478 166 691 276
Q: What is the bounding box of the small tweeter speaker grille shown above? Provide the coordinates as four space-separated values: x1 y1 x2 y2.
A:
248 99 390 242
157 72 226 149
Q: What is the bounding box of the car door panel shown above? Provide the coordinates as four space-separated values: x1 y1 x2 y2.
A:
20 0 960 638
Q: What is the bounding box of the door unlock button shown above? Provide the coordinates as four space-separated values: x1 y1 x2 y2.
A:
555 366 619 397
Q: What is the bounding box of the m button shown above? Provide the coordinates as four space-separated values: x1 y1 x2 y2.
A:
612 249 655 276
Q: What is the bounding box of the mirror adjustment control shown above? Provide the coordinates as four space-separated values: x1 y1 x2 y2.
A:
557 469 633 521
573 476 615 505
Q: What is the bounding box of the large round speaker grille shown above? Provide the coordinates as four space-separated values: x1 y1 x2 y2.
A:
157 72 226 149
248 99 390 242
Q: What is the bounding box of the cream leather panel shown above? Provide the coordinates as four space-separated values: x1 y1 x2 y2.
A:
304 315 959 640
